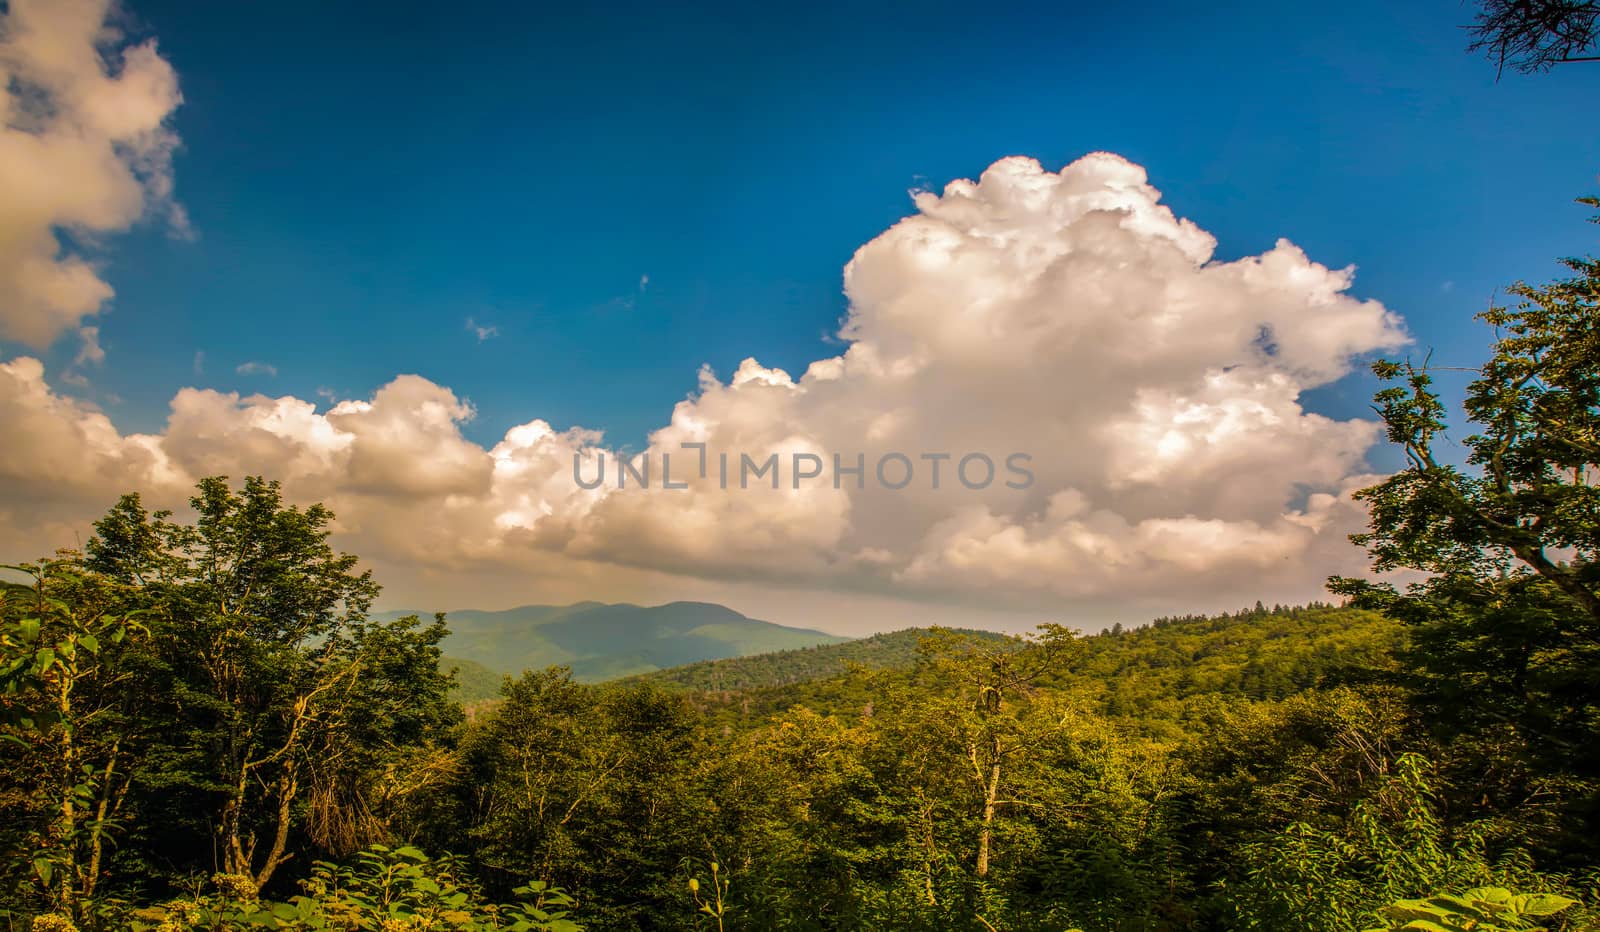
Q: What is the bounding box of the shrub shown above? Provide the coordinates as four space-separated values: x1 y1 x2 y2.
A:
125 845 580 931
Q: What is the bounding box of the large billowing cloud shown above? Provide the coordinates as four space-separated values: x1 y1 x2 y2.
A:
0 146 1408 628
0 0 183 349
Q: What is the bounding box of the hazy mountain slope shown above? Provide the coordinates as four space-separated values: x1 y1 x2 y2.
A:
377 601 847 682
629 626 1016 691
442 656 504 704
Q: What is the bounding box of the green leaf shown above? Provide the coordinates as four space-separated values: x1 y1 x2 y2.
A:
1509 893 1576 917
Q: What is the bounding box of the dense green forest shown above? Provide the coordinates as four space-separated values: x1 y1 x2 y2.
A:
3 211 1600 930
444 657 505 707
624 628 1014 692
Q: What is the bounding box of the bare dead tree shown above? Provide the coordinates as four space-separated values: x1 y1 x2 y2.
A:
1468 0 1600 75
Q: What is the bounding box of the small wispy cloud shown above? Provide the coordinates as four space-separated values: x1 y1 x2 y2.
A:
193 351 205 376
597 274 652 313
59 326 106 389
75 327 105 367
236 361 278 377
465 317 499 342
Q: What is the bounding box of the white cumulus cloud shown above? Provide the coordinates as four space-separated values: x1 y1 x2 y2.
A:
0 152 1409 627
0 0 184 348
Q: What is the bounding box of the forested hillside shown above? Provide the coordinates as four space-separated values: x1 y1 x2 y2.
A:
444 656 505 705
628 627 1013 691
1074 603 1404 715
624 605 1402 734
376 602 846 682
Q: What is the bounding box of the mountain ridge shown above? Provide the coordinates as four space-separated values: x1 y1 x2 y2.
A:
626 626 1016 691
376 600 847 683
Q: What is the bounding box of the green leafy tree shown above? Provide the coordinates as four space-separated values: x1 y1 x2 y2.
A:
1332 197 1600 860
1333 201 1600 621
83 477 458 888
461 669 699 925
0 559 147 920
911 626 1082 881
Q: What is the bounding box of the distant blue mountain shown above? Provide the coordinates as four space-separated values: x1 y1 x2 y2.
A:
376 601 848 683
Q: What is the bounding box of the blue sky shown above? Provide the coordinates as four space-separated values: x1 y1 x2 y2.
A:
43 0 1600 451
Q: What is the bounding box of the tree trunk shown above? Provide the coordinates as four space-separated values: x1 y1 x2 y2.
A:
976 760 1000 877
1511 543 1600 627
221 767 253 877
55 670 79 915
83 739 122 900
254 764 299 888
